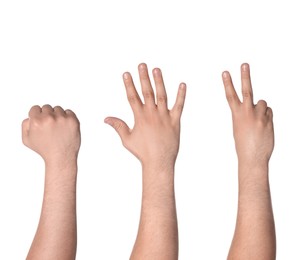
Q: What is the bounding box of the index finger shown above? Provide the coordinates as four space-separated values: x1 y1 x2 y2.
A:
222 71 241 111
171 83 187 119
123 72 143 114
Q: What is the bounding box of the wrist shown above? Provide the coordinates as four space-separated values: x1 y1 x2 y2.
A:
141 164 175 196
141 156 176 172
142 165 176 207
45 156 78 176
237 152 272 168
44 152 78 166
238 161 270 185
142 163 175 176
238 161 269 171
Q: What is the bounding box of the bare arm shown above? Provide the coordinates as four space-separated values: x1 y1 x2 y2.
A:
22 105 80 260
105 63 186 260
222 64 276 260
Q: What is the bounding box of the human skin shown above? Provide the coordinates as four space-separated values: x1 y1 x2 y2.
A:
222 63 276 260
105 63 186 260
22 105 80 260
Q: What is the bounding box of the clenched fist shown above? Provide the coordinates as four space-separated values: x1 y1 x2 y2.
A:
22 105 81 167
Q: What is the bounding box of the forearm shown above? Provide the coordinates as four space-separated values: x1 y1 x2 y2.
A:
228 163 276 260
27 162 78 260
130 166 178 260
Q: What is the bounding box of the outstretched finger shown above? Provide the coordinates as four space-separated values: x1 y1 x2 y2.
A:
222 71 241 111
123 72 143 114
171 83 186 119
138 63 156 107
104 117 130 143
241 63 254 107
152 68 168 111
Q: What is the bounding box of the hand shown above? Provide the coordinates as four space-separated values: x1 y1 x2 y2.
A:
105 63 186 170
22 105 81 166
222 63 274 166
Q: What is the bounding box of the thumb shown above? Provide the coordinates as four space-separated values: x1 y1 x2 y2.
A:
104 117 130 140
21 118 30 146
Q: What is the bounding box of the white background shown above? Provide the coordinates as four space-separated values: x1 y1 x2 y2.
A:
0 0 295 259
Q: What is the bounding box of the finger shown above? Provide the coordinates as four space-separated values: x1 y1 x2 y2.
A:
104 117 130 141
123 72 143 114
65 109 76 116
171 83 186 119
138 63 156 106
21 118 29 145
266 107 274 130
41 104 54 114
241 63 254 107
266 107 273 118
65 110 79 125
53 106 66 116
222 71 241 111
29 105 41 118
255 100 268 114
152 68 168 111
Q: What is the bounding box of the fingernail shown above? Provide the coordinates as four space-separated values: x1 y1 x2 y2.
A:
222 71 228 78
139 63 147 71
153 68 161 75
180 83 186 89
123 72 129 80
242 63 249 71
